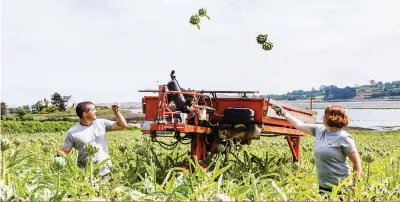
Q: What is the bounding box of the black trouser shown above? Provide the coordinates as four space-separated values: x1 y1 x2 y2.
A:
319 185 332 194
102 172 111 180
319 186 344 201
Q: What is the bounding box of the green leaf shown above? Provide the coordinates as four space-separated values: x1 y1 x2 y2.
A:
211 163 233 181
231 185 252 200
271 180 287 201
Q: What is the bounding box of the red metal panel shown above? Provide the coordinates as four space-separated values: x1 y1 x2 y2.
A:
143 96 158 121
209 98 266 122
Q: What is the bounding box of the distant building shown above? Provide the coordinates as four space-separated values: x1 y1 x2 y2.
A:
62 95 74 108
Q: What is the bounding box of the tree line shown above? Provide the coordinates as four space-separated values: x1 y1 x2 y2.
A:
1 92 68 119
365 80 400 98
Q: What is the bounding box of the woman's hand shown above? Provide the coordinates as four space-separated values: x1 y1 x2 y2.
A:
271 104 286 116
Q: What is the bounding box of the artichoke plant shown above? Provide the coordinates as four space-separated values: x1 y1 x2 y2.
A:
42 145 50 153
1 138 11 151
362 152 374 184
362 152 374 163
84 142 100 155
217 144 226 153
190 14 201 30
198 8 210 20
53 157 67 171
118 144 127 153
1 138 11 183
13 139 21 147
52 157 66 190
209 193 231 201
84 142 100 190
111 187 124 200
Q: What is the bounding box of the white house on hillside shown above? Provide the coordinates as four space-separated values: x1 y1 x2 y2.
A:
62 96 74 108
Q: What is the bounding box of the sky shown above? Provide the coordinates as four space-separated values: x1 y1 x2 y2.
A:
2 0 400 106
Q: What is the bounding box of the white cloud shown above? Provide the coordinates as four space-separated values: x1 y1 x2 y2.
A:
2 0 400 106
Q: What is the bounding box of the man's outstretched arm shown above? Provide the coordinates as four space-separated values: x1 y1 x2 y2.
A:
111 104 127 131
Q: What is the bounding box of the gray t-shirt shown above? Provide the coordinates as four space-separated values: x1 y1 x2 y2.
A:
63 118 115 176
310 124 358 188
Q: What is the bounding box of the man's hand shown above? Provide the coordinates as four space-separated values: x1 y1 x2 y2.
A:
111 103 127 130
55 150 62 157
55 148 71 157
112 104 120 114
271 104 286 116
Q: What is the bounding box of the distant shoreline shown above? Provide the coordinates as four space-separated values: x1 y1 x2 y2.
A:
346 126 400 131
311 107 400 109
284 98 400 102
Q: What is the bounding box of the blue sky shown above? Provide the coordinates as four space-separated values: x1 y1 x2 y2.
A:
2 0 400 106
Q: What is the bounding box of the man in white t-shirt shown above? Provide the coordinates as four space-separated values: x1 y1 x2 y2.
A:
57 101 127 177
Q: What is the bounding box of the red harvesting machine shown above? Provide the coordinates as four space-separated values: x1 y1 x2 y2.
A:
139 71 317 168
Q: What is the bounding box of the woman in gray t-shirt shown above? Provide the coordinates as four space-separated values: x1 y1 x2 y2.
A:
271 105 361 193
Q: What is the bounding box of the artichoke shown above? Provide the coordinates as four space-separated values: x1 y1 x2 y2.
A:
198 8 210 20
209 193 231 201
256 34 268 44
42 145 50 153
84 142 100 155
111 187 124 199
1 138 11 151
13 138 21 146
189 14 201 29
118 143 127 153
217 144 226 153
129 161 135 169
362 152 374 163
174 174 185 187
236 144 244 152
310 157 315 164
262 41 273 51
50 139 57 146
53 157 66 170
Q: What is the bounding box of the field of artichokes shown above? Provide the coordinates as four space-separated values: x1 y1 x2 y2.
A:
1 129 399 201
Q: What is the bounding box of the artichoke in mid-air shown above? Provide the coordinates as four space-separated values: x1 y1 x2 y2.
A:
189 14 201 30
262 41 273 51
190 8 211 30
256 34 268 44
198 8 210 20
256 33 274 51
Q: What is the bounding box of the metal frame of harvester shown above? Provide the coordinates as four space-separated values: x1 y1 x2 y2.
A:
139 71 317 168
